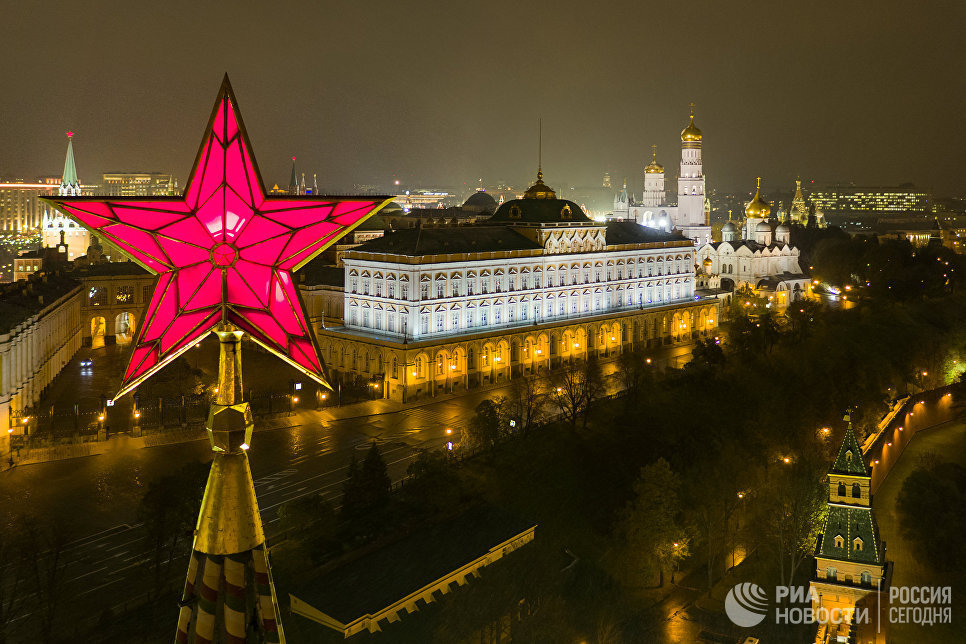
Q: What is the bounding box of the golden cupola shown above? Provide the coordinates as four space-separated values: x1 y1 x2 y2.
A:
680 103 703 143
745 177 772 219
523 169 557 200
644 144 664 174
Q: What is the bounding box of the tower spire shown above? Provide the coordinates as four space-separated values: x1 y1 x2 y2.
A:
537 118 543 181
288 157 297 194
60 131 80 196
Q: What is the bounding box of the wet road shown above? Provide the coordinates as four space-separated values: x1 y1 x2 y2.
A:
0 339 700 639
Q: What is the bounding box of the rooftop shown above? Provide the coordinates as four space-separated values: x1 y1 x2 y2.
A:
0 272 80 335
351 225 541 257
288 504 535 627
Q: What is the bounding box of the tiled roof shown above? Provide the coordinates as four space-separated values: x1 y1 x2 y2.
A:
352 226 541 256
818 505 882 565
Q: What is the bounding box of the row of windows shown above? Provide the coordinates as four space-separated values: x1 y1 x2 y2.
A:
349 284 692 335
350 260 693 298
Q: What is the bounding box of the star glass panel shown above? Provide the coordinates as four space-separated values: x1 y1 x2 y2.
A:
44 77 388 397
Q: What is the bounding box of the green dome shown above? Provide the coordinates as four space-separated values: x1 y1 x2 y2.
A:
490 197 590 223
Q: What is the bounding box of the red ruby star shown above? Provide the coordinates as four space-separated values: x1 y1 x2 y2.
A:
44 76 389 397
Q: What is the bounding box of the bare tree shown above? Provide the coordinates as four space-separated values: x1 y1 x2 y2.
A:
0 517 25 644
20 517 72 643
498 375 547 435
546 362 587 430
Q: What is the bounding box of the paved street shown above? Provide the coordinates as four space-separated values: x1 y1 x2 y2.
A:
0 338 699 638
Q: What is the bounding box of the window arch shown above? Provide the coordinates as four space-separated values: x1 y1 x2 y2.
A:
852 483 861 498
837 482 846 497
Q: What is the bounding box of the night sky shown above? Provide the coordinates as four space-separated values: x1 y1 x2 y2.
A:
2 0 963 197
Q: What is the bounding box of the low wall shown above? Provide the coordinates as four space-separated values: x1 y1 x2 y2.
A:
865 383 961 493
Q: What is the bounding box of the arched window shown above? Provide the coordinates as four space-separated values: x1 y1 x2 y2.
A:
837 482 846 497
861 571 872 585
833 535 844 549
826 567 837 581
852 483 861 498
853 537 863 551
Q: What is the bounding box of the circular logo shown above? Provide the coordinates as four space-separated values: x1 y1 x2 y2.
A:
211 243 237 267
725 582 769 627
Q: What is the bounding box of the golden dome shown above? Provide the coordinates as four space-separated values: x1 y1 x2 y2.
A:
681 104 702 142
645 144 664 173
745 177 772 218
523 169 557 200
702 257 713 267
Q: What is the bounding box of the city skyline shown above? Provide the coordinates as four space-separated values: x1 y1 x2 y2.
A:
0 1 963 197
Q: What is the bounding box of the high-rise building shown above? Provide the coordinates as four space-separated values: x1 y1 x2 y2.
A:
810 185 930 221
0 179 59 232
100 172 177 196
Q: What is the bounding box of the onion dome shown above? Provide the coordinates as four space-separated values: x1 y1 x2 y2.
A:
755 221 771 233
522 169 556 200
721 221 737 233
776 222 791 234
745 178 772 218
645 145 664 174
702 256 713 268
681 104 703 142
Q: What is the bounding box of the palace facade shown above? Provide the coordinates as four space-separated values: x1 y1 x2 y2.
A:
312 171 720 402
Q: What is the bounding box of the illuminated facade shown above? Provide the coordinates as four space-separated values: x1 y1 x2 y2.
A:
698 179 809 306
810 185 930 220
0 276 83 458
318 172 719 401
623 105 712 246
100 171 178 196
0 180 59 232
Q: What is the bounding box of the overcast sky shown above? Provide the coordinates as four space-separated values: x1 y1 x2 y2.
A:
1 0 963 197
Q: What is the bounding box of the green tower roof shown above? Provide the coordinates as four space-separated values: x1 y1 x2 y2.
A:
817 505 882 565
61 134 80 191
830 415 870 477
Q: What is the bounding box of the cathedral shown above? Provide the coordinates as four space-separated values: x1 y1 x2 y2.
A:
696 178 810 308
612 105 712 247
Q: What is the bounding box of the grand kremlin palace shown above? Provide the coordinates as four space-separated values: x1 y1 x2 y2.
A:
307 172 720 402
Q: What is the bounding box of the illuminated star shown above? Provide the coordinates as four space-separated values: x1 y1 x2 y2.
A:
45 76 389 397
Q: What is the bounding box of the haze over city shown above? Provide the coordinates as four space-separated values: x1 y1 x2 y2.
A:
2 0 964 195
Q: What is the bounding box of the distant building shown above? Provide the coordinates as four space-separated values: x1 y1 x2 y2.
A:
12 235 69 282
621 106 712 246
101 172 177 196
0 179 59 232
810 185 930 222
